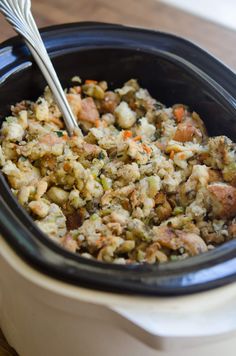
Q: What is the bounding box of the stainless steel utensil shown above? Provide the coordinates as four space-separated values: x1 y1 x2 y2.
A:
0 0 78 135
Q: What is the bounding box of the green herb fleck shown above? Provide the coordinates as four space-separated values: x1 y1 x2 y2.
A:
101 177 110 191
55 131 63 137
173 206 184 216
98 151 106 160
90 213 99 221
100 209 112 217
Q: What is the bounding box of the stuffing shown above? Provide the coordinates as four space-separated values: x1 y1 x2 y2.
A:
35 203 67 240
135 117 156 140
207 183 236 219
1 78 235 264
0 146 5 166
117 163 140 183
99 91 120 113
78 97 99 123
1 119 25 142
66 93 82 117
28 199 50 218
34 97 50 121
47 186 69 206
115 101 136 129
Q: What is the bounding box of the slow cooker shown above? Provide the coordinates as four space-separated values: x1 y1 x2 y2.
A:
0 22 236 356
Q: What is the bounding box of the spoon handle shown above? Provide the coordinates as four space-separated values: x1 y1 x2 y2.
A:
0 0 78 135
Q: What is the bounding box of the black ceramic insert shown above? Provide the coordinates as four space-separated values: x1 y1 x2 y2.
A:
0 22 236 295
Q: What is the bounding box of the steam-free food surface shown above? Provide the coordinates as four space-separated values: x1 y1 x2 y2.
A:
1 78 236 264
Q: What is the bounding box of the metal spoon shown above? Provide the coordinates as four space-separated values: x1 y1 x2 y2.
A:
0 0 78 136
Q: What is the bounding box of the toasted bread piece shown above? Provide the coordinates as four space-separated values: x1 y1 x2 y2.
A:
207 183 236 219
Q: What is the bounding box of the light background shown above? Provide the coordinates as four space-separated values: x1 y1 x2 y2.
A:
161 0 236 30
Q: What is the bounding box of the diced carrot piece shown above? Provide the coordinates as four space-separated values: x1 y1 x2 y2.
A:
95 119 100 128
63 162 71 172
133 135 142 142
170 150 175 160
174 106 185 123
62 133 68 141
95 119 108 128
85 80 98 85
123 130 133 139
142 143 152 154
95 236 106 247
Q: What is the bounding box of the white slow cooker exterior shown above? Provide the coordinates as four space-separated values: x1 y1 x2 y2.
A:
1 236 236 356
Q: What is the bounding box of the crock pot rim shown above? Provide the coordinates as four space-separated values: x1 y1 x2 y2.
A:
0 21 236 296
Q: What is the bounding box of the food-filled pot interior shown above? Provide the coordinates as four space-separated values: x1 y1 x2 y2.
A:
1 47 236 139
0 23 236 295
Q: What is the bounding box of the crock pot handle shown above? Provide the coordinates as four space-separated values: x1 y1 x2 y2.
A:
110 303 236 351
